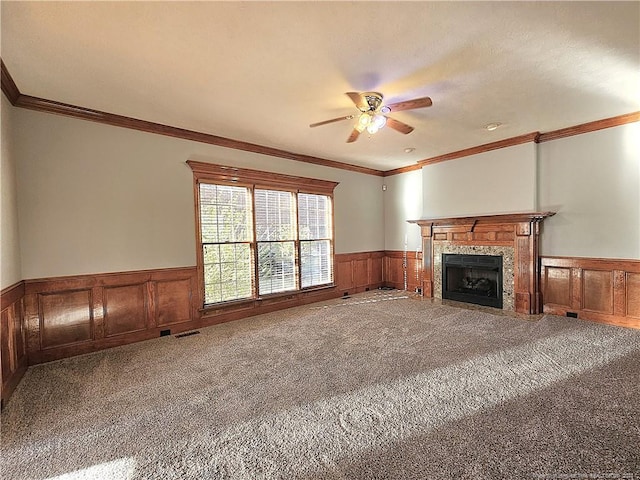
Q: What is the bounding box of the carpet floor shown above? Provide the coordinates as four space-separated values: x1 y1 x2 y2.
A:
2 290 639 480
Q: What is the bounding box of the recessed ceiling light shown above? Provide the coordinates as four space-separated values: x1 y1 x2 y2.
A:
485 122 502 131
404 147 415 153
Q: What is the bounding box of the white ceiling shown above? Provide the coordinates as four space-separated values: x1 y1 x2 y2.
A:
2 1 639 172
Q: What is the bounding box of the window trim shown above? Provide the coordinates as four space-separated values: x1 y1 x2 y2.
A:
187 160 339 310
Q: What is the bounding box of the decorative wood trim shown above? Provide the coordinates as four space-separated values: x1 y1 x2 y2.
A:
24 266 196 294
416 132 540 168
537 112 640 143
410 212 555 228
11 93 383 177
0 59 20 105
541 256 640 329
383 250 422 259
382 163 422 177
187 160 340 194
335 251 385 294
1 281 25 311
5 59 637 178
189 163 340 314
1 280 27 408
541 256 640 272
24 267 198 364
385 113 639 176
1 358 26 409
410 212 555 314
383 250 423 292
6 61 636 179
18 252 383 364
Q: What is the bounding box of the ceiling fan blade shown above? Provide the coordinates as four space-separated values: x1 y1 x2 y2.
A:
309 115 354 128
346 128 361 143
386 96 432 113
385 117 414 134
345 92 367 111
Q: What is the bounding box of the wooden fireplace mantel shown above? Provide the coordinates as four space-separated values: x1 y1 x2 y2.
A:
409 212 555 314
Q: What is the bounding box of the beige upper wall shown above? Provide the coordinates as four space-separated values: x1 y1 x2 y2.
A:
13 107 384 280
538 123 640 259
1 96 22 288
383 144 538 253
382 124 640 260
422 142 537 219
383 169 422 252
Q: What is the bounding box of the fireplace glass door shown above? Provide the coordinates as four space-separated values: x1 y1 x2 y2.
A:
442 254 503 308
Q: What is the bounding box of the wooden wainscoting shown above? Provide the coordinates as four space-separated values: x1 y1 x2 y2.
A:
1 252 387 403
20 253 386 365
541 256 640 329
335 251 385 295
383 251 423 293
1 281 27 407
24 267 198 364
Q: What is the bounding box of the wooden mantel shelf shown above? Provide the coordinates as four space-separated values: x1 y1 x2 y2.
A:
408 211 555 314
409 211 555 227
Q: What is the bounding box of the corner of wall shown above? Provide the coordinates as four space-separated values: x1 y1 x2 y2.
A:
1 94 23 289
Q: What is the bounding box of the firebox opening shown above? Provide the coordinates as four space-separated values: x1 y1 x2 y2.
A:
442 254 503 309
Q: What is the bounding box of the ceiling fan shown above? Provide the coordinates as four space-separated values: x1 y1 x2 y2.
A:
309 91 432 143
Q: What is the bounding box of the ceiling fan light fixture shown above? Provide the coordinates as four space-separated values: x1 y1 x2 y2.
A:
358 113 372 126
372 114 386 129
311 91 432 143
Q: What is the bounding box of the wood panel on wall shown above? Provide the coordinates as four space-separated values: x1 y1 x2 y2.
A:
2 252 388 404
103 284 148 337
383 251 423 293
21 255 386 365
411 213 553 314
1 281 27 407
335 251 385 295
541 257 640 329
24 267 198 364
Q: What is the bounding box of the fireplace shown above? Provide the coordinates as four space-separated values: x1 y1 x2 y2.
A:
442 254 503 308
409 212 555 314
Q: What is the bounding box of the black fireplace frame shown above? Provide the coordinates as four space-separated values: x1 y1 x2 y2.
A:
442 254 503 309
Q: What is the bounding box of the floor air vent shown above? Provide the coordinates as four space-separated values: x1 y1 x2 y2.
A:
175 331 201 338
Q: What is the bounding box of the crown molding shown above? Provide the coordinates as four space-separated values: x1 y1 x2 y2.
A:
382 164 422 176
416 132 540 168
384 111 640 176
3 60 637 179
1 60 20 105
15 95 384 177
537 111 640 142
1 60 383 177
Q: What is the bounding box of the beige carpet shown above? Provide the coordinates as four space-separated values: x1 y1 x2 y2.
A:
2 290 640 479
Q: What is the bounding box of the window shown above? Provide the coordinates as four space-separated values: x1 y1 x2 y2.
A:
298 193 332 288
255 189 297 295
199 184 253 304
188 161 338 307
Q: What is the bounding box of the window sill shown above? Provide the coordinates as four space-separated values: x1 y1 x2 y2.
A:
255 284 335 302
199 284 336 316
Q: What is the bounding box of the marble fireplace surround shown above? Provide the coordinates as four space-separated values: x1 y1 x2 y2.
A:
409 212 555 315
